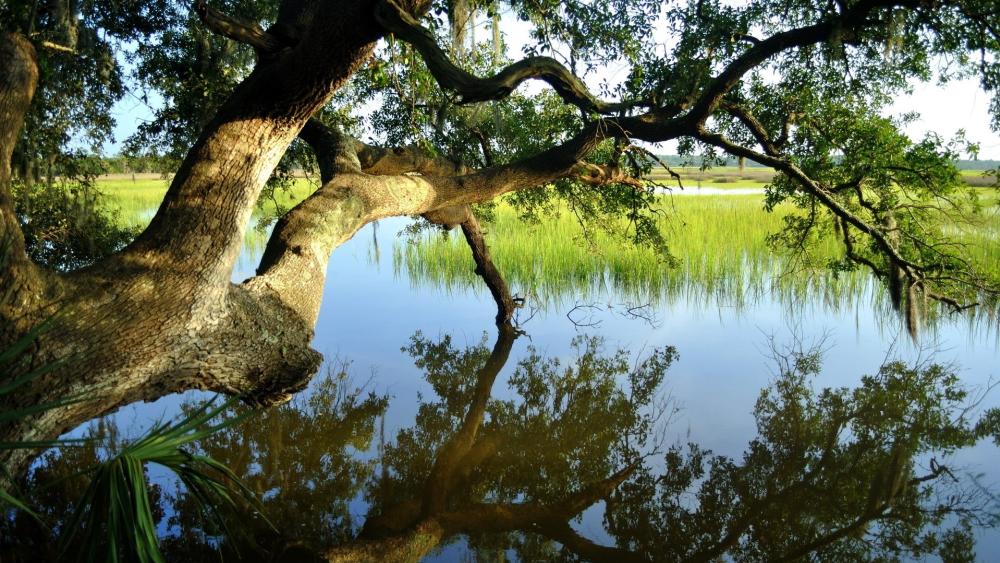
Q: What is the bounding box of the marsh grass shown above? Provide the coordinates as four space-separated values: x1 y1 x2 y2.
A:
395 194 1000 329
93 177 998 328
399 196 857 308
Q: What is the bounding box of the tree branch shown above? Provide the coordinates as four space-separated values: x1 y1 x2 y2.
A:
355 140 468 176
460 214 520 325
683 0 921 125
692 127 922 275
193 0 287 54
721 101 782 156
298 118 362 181
373 0 648 114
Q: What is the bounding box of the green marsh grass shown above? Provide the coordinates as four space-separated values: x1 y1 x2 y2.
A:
395 194 1000 329
396 195 865 310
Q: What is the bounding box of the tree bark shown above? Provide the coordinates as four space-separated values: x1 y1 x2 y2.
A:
0 32 53 338
0 0 386 471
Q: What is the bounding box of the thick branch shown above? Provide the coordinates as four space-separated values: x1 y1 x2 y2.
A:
373 0 645 114
193 0 286 54
721 101 782 156
253 127 600 323
299 118 362 181
355 141 469 176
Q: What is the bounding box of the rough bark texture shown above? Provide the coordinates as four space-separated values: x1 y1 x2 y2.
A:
0 32 54 339
0 0 387 471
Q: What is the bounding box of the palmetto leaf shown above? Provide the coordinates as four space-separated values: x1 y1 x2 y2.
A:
59 396 269 563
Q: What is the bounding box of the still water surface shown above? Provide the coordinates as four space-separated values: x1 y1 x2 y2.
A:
67 208 1000 560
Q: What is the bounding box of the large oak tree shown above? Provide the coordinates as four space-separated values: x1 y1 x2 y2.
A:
2 0 999 473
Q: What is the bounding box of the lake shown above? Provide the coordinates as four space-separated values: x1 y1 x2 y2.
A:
17 187 1000 561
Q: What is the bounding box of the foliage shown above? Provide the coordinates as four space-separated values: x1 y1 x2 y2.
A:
0 396 270 563
55 398 267 563
0 314 74 521
12 168 140 271
0 0 171 182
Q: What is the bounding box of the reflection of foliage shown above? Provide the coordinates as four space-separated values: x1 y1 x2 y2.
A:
1 398 263 563
340 330 999 562
351 327 675 561
4 329 997 562
162 365 388 561
606 345 1000 562
377 332 672 508
2 366 386 563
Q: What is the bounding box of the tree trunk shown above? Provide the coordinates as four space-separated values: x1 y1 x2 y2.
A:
0 32 51 340
0 0 598 475
0 0 385 472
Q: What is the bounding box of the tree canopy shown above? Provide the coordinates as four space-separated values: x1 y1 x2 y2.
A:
1 0 1000 537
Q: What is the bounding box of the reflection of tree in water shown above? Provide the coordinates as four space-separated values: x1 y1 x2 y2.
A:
330 329 998 562
0 366 387 562
161 365 388 560
346 324 674 562
3 328 998 562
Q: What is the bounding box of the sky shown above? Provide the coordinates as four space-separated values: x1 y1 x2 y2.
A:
890 78 1000 159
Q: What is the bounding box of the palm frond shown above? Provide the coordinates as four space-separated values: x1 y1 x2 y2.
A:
59 396 269 563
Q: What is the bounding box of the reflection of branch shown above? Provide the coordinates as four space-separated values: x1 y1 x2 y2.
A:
421 323 517 514
334 325 647 562
567 302 603 328
567 301 660 329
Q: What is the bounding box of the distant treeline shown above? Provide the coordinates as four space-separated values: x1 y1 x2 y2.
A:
653 154 1000 170
100 154 177 175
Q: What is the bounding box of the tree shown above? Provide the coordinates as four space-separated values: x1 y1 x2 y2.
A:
2 0 1000 473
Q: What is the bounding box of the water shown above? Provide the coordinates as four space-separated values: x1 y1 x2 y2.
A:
15 208 1000 561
